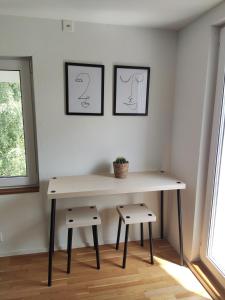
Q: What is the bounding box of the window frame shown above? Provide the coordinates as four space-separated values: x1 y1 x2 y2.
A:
200 26 225 287
0 57 39 189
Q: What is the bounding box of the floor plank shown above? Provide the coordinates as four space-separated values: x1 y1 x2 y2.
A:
0 240 212 300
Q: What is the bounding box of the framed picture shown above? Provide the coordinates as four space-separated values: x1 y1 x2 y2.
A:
65 62 104 115
113 65 150 116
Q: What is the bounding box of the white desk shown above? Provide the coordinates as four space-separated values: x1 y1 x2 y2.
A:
47 171 186 286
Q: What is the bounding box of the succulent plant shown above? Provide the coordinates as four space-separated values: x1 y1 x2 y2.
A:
114 157 128 164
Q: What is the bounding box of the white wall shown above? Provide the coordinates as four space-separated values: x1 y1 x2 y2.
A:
168 2 225 261
0 16 177 256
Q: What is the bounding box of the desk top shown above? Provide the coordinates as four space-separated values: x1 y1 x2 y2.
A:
47 171 186 200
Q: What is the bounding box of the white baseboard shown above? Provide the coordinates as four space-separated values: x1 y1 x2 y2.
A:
0 236 162 258
0 248 49 257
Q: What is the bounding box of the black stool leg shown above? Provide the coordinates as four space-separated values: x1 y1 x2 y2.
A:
116 217 122 250
92 225 100 269
140 223 144 247
67 228 73 274
148 222 154 264
122 224 129 268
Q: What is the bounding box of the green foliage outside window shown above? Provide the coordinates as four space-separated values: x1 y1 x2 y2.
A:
0 82 26 177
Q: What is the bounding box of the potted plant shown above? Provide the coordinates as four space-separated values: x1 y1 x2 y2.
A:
113 157 129 178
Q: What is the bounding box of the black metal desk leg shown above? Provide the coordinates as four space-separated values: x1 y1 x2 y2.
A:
116 217 122 250
48 199 56 287
177 190 184 266
160 191 164 239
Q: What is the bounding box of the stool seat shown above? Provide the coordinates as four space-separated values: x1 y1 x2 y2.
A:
66 206 101 228
117 203 156 224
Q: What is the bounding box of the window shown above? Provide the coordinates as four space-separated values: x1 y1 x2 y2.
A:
201 27 225 287
0 58 38 188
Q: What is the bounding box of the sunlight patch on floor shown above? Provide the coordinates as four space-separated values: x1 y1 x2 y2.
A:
154 257 211 299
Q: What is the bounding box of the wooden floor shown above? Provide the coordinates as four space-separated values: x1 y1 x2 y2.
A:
0 240 212 300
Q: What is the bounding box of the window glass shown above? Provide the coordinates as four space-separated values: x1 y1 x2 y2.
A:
0 70 27 177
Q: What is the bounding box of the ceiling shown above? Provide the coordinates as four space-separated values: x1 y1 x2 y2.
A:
0 0 223 30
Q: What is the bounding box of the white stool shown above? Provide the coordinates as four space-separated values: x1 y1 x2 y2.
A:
116 203 156 268
66 206 101 273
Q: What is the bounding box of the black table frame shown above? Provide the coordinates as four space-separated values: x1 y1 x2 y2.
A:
47 189 183 286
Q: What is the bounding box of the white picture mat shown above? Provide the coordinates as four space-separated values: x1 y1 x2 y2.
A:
115 68 149 114
68 65 102 114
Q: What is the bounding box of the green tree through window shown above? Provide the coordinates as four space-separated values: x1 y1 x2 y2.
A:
0 75 26 177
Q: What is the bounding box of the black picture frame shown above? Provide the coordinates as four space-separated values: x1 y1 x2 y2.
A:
65 62 104 115
113 65 150 116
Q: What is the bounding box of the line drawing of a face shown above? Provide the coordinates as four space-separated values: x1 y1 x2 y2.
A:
74 73 91 108
120 72 144 111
